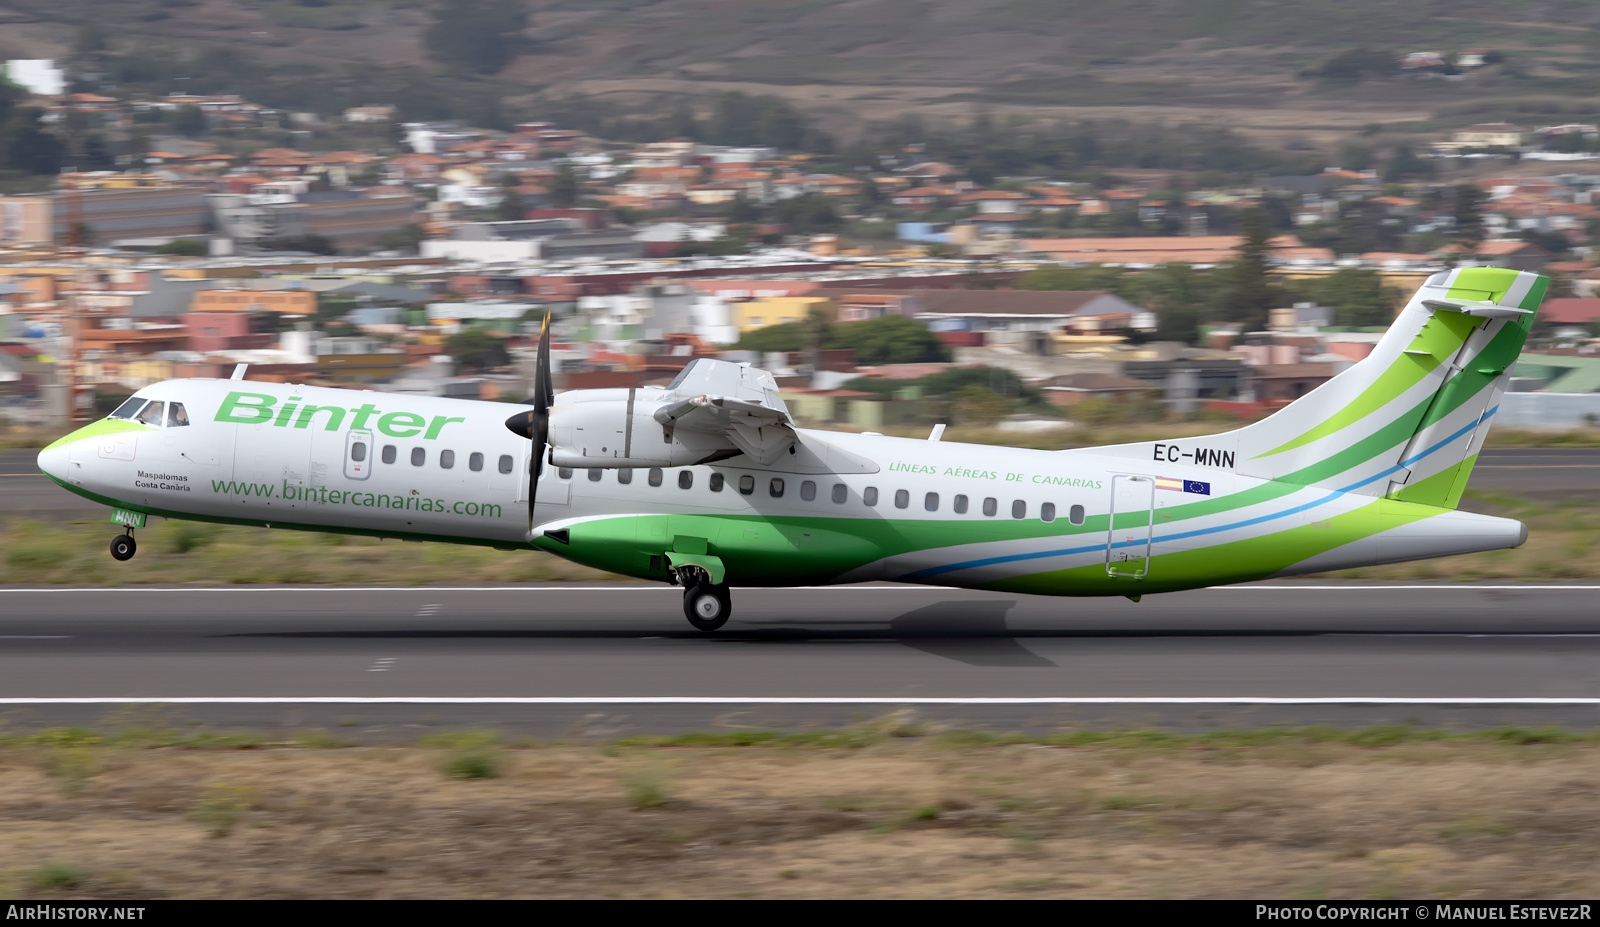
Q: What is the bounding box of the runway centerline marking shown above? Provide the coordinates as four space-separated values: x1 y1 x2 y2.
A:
2 697 1599 706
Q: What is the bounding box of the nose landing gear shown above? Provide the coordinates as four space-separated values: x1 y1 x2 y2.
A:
109 529 137 561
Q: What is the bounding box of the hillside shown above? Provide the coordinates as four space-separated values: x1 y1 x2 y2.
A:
6 1 1600 145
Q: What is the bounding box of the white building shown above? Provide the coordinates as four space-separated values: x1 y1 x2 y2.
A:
2 59 65 97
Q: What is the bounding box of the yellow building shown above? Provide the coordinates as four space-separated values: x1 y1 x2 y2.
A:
732 296 835 334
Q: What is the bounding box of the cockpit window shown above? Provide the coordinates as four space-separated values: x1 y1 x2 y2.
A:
108 397 146 420
133 401 165 427
166 402 190 427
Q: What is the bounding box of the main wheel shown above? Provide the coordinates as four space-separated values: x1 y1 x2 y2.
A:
109 533 137 561
682 583 732 632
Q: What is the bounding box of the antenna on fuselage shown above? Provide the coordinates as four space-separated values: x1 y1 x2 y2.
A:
231 364 249 381
928 423 946 442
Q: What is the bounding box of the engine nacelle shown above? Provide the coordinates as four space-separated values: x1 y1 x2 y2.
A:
547 391 737 468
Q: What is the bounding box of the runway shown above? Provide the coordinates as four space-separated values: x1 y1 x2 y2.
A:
2 584 1598 737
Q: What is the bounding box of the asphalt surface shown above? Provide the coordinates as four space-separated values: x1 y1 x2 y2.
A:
1 584 1598 736
5 448 1599 524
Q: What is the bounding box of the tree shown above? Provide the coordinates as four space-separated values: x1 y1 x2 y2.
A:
770 194 840 235
0 108 65 175
826 315 950 365
424 0 528 75
1218 207 1279 333
172 105 207 138
1309 48 1396 82
1136 263 1207 345
1291 268 1397 327
447 329 511 373
1381 144 1433 182
1015 264 1127 294
377 223 428 253
495 174 524 222
1453 183 1488 247
734 315 950 364
155 239 208 257
548 163 580 208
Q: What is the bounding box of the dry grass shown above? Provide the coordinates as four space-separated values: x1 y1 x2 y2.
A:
1321 488 1600 581
0 518 624 586
0 726 1597 899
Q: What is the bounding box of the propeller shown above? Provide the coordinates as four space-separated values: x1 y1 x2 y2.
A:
505 312 554 532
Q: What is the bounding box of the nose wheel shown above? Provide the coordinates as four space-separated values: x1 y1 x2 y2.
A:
682 582 732 632
109 530 137 561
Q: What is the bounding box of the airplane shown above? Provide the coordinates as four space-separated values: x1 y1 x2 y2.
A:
37 266 1544 631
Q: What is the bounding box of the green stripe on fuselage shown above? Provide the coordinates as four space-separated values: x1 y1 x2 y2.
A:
42 418 153 452
982 495 1440 596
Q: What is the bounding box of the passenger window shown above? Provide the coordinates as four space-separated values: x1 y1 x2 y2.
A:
894 489 909 509
557 467 573 479
1012 500 1027 519
618 468 633 485
679 470 694 489
166 402 190 427
1041 502 1056 523
864 487 878 506
351 442 367 462
982 497 997 516
769 478 785 498
470 452 485 472
831 483 847 504
134 401 164 426
440 450 455 469
800 480 816 501
588 468 602 482
382 445 397 465
1069 504 1085 526
411 447 426 466
954 494 968 514
109 397 146 420
738 475 754 495
498 454 513 474
709 472 724 492
648 468 664 487
924 492 939 512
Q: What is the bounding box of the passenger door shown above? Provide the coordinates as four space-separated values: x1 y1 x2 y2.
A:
1106 475 1154 578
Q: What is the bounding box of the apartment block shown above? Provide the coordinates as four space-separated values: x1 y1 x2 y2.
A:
0 186 210 247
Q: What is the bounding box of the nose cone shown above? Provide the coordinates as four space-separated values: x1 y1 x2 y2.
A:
36 442 69 481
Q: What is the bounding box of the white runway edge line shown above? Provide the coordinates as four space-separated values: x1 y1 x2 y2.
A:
3 697 1600 706
8 585 1600 593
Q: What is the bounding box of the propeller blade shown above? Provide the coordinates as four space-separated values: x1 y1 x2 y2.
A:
508 312 554 532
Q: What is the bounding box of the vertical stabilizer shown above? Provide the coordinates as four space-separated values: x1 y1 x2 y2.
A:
1228 267 1545 507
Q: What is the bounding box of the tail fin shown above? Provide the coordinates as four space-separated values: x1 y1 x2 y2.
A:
1230 267 1546 508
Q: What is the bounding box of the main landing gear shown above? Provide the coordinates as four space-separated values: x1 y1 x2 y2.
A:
675 567 732 632
109 528 137 561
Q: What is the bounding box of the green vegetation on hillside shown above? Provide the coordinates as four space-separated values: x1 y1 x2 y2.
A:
736 315 952 365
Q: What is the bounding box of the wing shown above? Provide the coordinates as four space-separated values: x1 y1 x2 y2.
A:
654 359 797 465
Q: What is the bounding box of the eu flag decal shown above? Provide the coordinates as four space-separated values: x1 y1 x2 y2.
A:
1183 480 1211 495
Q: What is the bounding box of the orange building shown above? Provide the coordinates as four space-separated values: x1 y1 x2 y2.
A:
190 289 316 315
